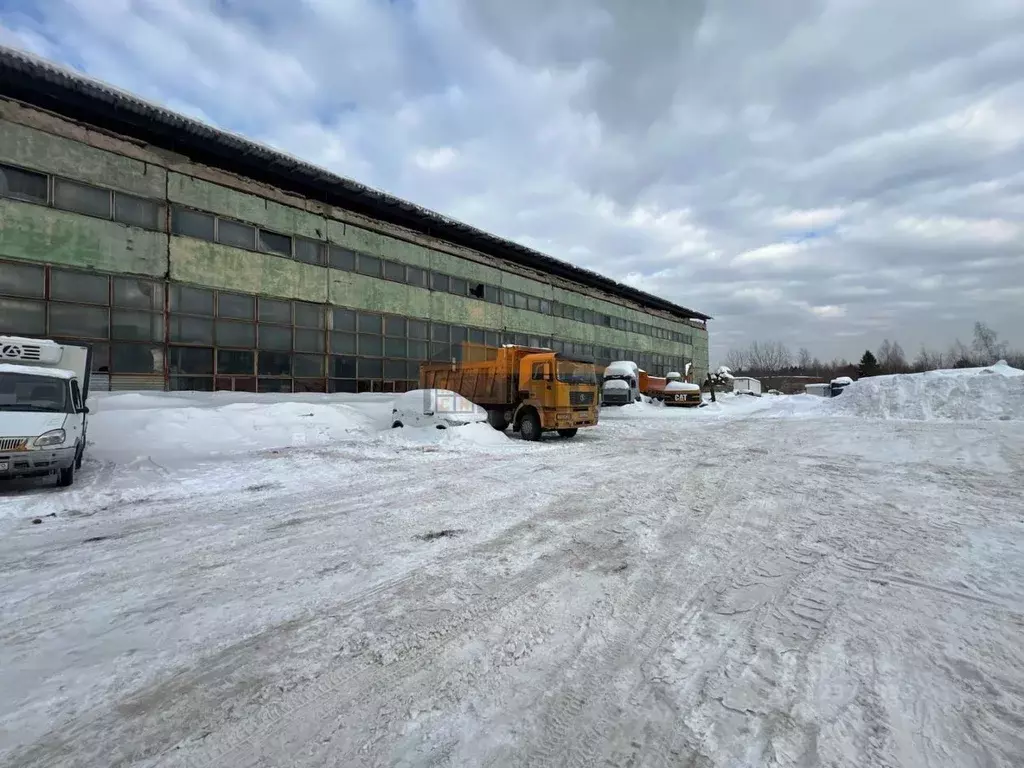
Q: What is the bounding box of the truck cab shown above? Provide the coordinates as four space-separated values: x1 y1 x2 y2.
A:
0 336 92 488
602 360 641 406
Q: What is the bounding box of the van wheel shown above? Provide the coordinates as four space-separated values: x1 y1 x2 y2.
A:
557 428 578 438
391 421 404 429
487 410 509 431
57 462 75 488
519 410 541 442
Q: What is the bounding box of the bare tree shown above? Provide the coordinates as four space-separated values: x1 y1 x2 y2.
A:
877 339 908 374
723 347 747 373
972 321 1008 364
913 346 947 372
797 347 812 372
747 340 792 376
948 338 974 368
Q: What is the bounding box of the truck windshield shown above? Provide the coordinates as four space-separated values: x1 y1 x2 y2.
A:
557 361 597 385
0 373 68 412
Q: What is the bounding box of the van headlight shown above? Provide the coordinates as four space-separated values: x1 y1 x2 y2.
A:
32 429 66 448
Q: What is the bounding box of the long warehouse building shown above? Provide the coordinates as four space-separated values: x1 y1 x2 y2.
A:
0 48 710 394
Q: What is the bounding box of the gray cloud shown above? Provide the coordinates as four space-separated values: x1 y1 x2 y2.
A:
2 0 1022 363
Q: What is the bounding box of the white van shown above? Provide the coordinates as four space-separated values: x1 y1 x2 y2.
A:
0 336 92 488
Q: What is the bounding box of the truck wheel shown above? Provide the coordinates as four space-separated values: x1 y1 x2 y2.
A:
519 410 541 442
391 421 404 429
57 462 75 488
556 428 578 438
487 410 509 431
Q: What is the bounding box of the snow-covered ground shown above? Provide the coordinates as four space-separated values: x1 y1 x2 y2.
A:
1 370 1023 767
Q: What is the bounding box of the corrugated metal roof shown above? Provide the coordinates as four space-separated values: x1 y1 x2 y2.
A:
0 45 711 322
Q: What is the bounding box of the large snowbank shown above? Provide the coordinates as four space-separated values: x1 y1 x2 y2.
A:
828 361 1024 421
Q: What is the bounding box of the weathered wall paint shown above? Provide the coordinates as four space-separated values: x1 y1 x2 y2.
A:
328 270 431 320
169 173 327 240
0 119 166 199
0 200 167 276
169 239 327 302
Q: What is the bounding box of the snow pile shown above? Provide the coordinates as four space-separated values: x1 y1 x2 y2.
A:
829 361 1024 421
88 393 377 465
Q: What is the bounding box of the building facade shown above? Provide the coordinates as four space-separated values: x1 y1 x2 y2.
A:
0 50 709 394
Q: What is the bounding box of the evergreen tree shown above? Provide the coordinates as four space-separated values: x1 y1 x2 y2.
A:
857 350 880 377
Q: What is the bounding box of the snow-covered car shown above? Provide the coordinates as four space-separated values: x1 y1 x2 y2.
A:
391 389 489 429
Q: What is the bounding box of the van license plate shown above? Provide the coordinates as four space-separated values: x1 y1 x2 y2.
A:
0 461 8 471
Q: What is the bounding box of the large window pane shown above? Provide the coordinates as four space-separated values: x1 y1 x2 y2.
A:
407 340 427 360
295 238 323 265
485 331 500 347
294 378 326 393
501 290 515 306
384 316 405 337
330 331 356 355
217 292 254 320
216 320 255 347
331 356 356 378
385 338 406 358
170 285 214 316
330 379 357 393
407 361 422 379
169 346 213 374
0 297 45 335
431 273 449 292
170 376 214 392
430 342 450 362
450 326 467 344
450 277 467 296
514 294 529 310
294 328 325 353
217 349 254 375
384 359 406 380
114 193 162 230
294 354 325 377
357 312 381 334
356 253 381 276
328 245 355 271
358 358 382 378
406 266 427 288
113 277 163 310
383 260 406 282
168 316 214 344
258 298 291 324
332 308 356 332
258 351 291 376
293 302 324 328
358 334 382 356
0 164 48 204
408 319 428 340
218 219 256 250
431 323 449 342
53 178 111 218
258 325 292 351
468 328 485 344
112 310 162 342
0 261 45 298
484 285 500 304
49 303 108 338
258 378 292 393
171 207 215 240
111 344 162 374
51 269 109 305
258 230 290 257
468 282 485 299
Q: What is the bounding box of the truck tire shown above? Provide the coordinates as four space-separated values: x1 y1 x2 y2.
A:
391 421 404 429
556 428 578 438
57 462 75 488
487 410 509 431
519 409 541 442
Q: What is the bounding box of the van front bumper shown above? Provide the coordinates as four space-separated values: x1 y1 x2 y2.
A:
0 446 76 478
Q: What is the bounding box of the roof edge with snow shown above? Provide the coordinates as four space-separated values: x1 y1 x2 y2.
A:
0 46 711 323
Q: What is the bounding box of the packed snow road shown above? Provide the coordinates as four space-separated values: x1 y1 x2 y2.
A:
2 390 1023 767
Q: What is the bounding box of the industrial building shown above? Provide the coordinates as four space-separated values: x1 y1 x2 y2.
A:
0 48 710 394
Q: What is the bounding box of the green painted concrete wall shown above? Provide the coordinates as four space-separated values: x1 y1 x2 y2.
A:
0 110 708 375
0 200 166 277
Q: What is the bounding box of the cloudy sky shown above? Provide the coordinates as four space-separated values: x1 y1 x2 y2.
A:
2 0 1022 363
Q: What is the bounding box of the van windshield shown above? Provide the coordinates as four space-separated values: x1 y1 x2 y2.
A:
557 360 597 385
0 372 69 412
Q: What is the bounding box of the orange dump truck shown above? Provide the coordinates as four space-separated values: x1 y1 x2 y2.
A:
639 370 702 407
638 371 668 399
420 344 600 440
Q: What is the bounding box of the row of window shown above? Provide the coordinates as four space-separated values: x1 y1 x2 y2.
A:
0 160 695 344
